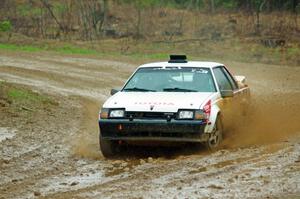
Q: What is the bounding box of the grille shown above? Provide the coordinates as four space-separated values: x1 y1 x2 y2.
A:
125 112 176 119
129 131 185 138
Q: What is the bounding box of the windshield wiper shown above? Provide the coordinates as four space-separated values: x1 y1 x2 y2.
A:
123 87 156 92
163 87 197 92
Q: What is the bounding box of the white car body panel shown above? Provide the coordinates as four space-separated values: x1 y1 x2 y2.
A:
138 61 223 68
100 59 250 140
103 92 214 112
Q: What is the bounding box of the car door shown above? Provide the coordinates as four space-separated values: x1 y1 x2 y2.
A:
221 66 250 115
213 66 239 127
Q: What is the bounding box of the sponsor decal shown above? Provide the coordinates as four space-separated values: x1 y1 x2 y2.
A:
150 105 154 110
134 102 175 106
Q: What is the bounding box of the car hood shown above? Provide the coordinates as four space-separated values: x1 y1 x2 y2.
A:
103 92 214 112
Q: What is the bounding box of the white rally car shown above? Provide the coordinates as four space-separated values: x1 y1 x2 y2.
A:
99 55 250 157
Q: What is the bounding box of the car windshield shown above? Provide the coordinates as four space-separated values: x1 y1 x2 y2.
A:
123 67 216 92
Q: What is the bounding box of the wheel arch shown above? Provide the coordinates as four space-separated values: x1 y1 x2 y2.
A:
204 104 221 133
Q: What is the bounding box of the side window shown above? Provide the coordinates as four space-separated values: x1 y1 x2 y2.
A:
213 67 233 91
221 67 238 90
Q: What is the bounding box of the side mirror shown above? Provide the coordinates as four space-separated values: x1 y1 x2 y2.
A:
110 88 120 96
234 75 246 84
234 75 247 88
220 90 234 98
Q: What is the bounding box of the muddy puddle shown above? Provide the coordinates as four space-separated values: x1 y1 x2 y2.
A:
0 128 16 142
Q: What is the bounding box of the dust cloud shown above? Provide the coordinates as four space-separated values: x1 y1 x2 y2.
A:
71 97 102 159
224 85 300 148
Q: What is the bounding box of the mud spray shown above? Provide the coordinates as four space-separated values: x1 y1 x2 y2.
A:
72 98 103 159
222 80 300 148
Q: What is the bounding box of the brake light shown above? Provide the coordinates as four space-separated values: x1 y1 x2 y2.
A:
203 100 211 119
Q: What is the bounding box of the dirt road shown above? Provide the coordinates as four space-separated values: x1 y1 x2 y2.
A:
0 52 300 198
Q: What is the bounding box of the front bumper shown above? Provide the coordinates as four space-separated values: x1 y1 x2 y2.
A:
99 119 208 142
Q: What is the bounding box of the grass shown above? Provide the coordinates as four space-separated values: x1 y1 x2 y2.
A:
7 88 48 103
54 44 98 55
0 82 57 118
0 43 97 54
0 43 41 52
0 38 299 66
0 82 53 107
0 42 168 60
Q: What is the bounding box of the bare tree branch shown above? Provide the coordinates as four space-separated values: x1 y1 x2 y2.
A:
40 0 65 33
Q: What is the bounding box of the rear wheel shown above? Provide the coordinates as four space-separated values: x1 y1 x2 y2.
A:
99 135 118 158
205 116 223 150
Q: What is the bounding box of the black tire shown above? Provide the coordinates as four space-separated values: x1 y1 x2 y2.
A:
205 116 223 151
99 135 118 158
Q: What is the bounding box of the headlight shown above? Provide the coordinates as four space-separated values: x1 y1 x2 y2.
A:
178 110 194 119
109 109 125 118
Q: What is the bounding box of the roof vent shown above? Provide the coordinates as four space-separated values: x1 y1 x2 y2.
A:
168 55 187 63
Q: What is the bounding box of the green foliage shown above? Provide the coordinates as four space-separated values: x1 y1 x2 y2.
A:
287 46 300 59
17 4 40 17
53 2 68 15
216 0 238 10
0 20 12 32
252 0 265 10
118 0 163 9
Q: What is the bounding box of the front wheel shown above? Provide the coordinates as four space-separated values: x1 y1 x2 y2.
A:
99 135 118 158
205 116 223 150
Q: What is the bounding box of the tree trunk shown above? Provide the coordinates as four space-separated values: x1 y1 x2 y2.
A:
255 0 267 35
136 8 142 39
210 0 215 13
78 1 91 40
99 0 109 36
40 0 64 33
292 0 298 13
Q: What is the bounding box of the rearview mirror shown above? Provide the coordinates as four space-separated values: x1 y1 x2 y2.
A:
220 90 234 98
110 88 120 96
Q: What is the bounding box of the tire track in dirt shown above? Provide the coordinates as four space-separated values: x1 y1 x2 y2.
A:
0 93 83 199
0 54 133 101
39 143 300 199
